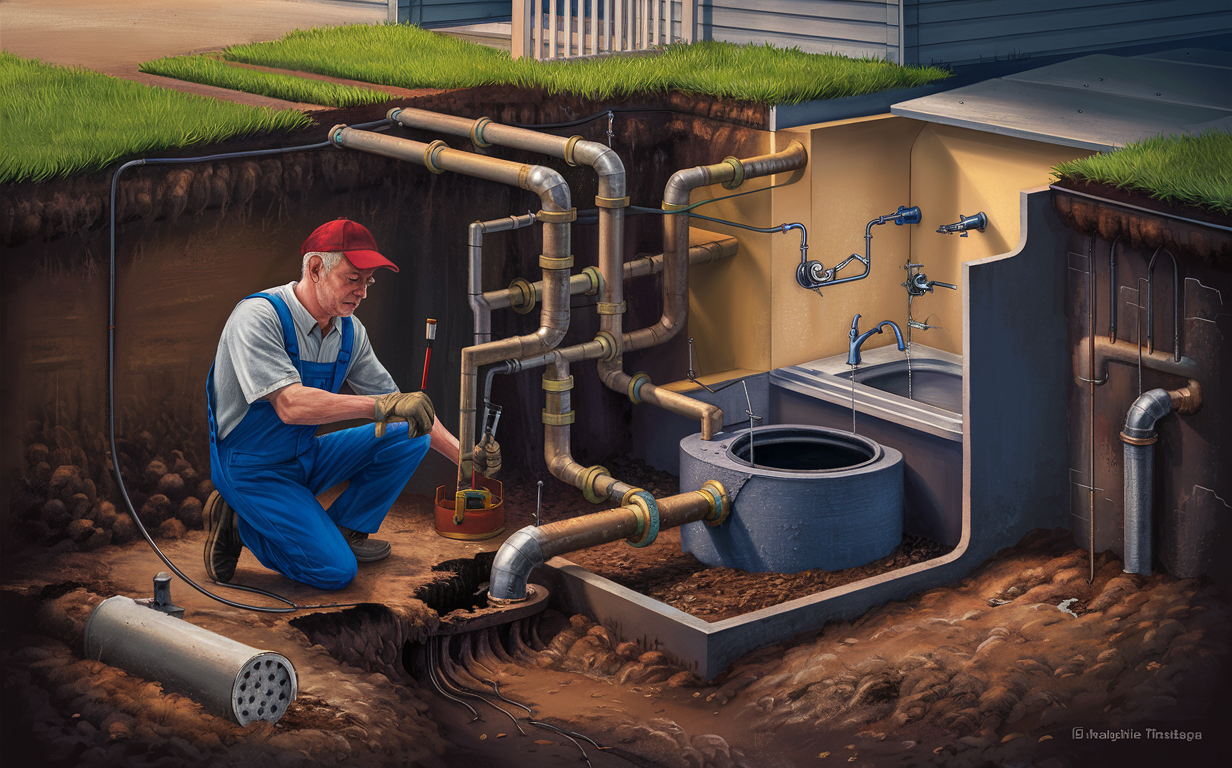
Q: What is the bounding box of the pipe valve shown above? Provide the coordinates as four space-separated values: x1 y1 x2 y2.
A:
937 211 987 237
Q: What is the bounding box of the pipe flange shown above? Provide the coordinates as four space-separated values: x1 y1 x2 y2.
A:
594 330 619 361
564 136 583 167
508 277 537 314
541 374 574 392
537 208 577 223
620 487 644 507
539 254 575 270
470 117 493 148
628 371 651 404
700 479 730 527
582 266 604 296
626 491 660 548
542 409 576 426
595 195 630 209
385 107 403 123
596 301 627 315
580 465 610 504
1120 432 1158 446
720 156 745 190
328 124 348 148
423 140 448 174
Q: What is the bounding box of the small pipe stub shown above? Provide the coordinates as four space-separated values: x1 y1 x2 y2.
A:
700 479 730 527
423 140 448 174
628 371 651 404
720 156 745 190
626 491 661 548
508 277 537 314
470 117 493 148
580 464 611 504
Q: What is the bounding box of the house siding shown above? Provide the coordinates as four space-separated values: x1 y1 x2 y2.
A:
395 0 512 27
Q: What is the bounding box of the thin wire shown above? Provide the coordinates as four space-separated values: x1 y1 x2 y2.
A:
108 122 392 613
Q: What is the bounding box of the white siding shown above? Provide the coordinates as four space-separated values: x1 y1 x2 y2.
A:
700 0 904 62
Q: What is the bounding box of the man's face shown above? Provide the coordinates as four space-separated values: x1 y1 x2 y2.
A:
313 256 378 318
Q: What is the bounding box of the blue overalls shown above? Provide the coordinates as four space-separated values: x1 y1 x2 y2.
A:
207 292 430 589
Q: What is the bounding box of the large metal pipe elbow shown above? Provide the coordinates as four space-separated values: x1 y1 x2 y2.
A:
1121 388 1173 443
489 527 547 601
523 165 571 211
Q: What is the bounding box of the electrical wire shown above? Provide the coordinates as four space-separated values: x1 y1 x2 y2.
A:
506 105 735 131
107 120 393 613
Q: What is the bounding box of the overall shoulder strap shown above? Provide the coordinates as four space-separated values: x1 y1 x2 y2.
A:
330 316 354 393
243 292 300 362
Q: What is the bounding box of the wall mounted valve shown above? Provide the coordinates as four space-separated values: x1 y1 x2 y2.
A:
902 262 958 297
796 206 922 291
937 211 986 237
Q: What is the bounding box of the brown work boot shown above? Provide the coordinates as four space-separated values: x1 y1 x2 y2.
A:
338 526 391 563
203 491 243 582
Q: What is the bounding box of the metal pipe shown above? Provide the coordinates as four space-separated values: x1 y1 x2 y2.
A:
329 125 575 489
1120 380 1201 576
469 213 537 345
1145 247 1181 362
84 596 297 725
1086 336 1198 382
489 488 721 601
1109 236 1119 343
481 238 738 312
542 356 636 503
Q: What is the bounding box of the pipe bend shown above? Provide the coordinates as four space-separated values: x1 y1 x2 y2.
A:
573 142 626 191
489 527 548 601
523 166 571 210
1122 388 1173 441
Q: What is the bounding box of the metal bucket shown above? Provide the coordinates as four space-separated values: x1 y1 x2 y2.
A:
435 474 504 540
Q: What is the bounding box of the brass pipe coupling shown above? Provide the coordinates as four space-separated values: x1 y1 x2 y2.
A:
579 464 611 504
623 490 660 548
627 371 651 404
508 278 537 314
699 480 730 527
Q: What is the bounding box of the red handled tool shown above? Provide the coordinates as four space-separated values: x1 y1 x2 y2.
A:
421 318 436 391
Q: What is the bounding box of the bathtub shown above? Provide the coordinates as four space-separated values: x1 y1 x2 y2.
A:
769 343 963 547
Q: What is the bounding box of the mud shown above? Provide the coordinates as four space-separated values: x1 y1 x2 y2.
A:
1051 181 1232 264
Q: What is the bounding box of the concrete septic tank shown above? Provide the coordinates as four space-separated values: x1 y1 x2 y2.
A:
680 425 904 573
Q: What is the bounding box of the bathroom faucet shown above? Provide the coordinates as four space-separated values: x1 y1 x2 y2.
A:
937 211 987 237
848 314 906 366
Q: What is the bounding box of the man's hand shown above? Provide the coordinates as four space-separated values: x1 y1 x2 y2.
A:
374 392 434 438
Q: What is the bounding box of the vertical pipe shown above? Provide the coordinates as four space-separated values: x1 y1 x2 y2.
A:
1087 236 1096 584
1109 236 1119 343
1123 442 1154 575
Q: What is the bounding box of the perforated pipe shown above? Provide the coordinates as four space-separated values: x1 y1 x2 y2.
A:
84 596 297 725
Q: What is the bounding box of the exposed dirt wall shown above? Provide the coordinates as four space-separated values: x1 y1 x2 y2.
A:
1 88 770 554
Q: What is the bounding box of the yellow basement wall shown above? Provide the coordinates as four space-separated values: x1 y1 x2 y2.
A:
684 115 1094 377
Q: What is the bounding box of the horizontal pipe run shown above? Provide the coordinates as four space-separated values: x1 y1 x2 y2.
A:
1085 336 1199 381
482 238 739 311
489 490 715 601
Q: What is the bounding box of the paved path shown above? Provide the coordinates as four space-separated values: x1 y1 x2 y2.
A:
2 0 387 89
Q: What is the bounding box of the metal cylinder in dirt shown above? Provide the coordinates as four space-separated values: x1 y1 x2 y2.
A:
83 596 297 725
1121 387 1173 576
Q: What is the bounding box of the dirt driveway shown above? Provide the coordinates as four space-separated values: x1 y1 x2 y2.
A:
2 0 387 77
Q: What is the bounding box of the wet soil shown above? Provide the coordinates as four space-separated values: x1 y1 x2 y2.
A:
502 456 952 622
2 480 1229 767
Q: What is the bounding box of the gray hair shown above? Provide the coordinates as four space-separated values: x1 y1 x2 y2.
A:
302 251 344 278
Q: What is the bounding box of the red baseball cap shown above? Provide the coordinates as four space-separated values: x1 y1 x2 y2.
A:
301 219 399 273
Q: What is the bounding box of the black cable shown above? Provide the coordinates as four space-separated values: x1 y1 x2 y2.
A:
506 105 707 131
108 121 391 613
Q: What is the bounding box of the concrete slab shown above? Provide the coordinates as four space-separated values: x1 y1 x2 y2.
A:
1004 54 1232 111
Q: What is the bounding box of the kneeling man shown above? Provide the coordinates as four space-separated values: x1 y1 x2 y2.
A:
204 219 457 589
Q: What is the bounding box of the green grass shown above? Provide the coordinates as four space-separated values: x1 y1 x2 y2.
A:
1 53 312 183
139 55 395 108
209 24 949 105
1054 130 1232 215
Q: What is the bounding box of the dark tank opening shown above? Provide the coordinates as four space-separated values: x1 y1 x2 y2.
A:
727 427 878 471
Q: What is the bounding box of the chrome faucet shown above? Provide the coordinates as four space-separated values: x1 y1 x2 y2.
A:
848 314 906 366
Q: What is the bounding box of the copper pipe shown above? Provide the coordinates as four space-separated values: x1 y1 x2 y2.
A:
482 238 738 311
329 126 573 488
542 356 635 503
599 142 807 436
489 489 718 601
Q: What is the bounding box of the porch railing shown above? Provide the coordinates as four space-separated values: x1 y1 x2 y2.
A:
513 1 695 60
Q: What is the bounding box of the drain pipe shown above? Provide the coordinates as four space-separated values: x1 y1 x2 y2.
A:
329 126 574 488
598 141 808 436
1121 380 1201 575
490 482 730 602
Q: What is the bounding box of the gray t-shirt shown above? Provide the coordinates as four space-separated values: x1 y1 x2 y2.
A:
211 282 397 441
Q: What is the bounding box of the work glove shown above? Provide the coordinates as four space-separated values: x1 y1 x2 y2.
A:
374 392 434 439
